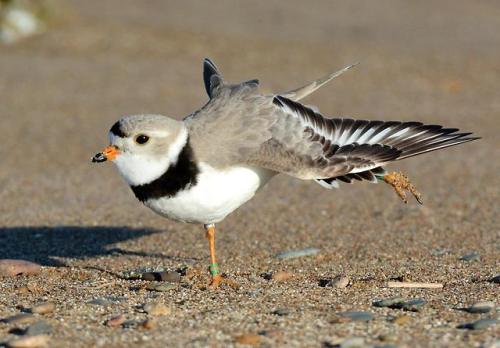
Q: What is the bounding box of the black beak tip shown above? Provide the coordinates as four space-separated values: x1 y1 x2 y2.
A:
91 153 107 163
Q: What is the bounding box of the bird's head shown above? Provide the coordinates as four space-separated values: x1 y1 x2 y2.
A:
92 114 188 186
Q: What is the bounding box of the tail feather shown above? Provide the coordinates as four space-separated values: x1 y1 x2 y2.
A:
281 63 358 101
397 133 478 160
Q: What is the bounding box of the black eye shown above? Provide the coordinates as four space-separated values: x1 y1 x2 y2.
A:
135 134 149 145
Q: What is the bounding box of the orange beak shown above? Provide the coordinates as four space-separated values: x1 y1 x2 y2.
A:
91 145 120 163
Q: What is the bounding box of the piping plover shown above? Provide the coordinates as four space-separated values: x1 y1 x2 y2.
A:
92 58 478 288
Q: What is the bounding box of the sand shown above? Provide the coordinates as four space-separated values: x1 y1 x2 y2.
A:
0 1 498 347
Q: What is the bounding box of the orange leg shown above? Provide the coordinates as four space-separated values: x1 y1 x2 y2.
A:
203 224 240 290
383 171 423 204
204 224 223 289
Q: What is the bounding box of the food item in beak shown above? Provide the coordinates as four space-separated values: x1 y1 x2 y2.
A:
91 146 119 163
91 152 107 163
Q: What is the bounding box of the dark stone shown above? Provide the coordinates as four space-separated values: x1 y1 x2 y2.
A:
458 318 498 330
463 301 494 314
489 274 500 284
373 298 426 311
141 271 181 282
372 297 405 308
459 252 480 261
25 321 52 336
394 299 427 312
272 308 290 316
2 313 35 324
87 298 112 306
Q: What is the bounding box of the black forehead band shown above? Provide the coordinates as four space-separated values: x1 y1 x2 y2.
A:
110 121 127 137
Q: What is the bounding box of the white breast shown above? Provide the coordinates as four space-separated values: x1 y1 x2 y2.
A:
144 163 275 224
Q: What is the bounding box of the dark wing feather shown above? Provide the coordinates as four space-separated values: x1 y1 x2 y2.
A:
272 96 479 180
316 167 386 189
203 58 223 99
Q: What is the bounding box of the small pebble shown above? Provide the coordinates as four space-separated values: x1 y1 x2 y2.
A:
459 252 480 261
142 319 157 330
86 298 112 306
319 275 350 288
373 297 425 311
458 318 498 330
275 247 320 259
104 296 128 303
392 315 411 325
397 299 426 312
234 334 262 346
0 260 41 277
29 302 55 315
378 334 397 342
339 311 374 322
245 290 262 297
489 274 500 284
271 271 294 282
143 302 171 316
373 297 405 308
25 321 52 336
7 334 50 348
146 282 177 292
123 268 161 279
105 314 126 327
3 313 36 325
464 301 495 314
338 337 365 348
272 308 290 316
141 271 181 282
430 248 452 256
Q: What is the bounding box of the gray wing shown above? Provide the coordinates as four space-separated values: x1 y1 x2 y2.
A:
185 82 277 167
246 96 478 179
188 58 477 175
189 58 381 171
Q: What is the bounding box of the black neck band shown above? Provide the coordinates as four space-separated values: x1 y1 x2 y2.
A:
130 140 199 202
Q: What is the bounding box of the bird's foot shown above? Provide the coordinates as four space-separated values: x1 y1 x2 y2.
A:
208 274 240 290
383 171 423 204
208 274 223 289
207 264 239 289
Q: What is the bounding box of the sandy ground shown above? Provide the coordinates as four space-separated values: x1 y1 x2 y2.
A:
0 1 499 347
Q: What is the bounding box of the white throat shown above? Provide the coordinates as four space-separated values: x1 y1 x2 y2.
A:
113 127 188 186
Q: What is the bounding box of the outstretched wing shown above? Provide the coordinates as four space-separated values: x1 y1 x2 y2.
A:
189 59 478 173
247 96 478 179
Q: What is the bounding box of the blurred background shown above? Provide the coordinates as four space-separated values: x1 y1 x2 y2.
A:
0 1 498 346
0 0 498 227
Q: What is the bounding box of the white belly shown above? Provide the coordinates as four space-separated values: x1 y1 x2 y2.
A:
144 163 275 224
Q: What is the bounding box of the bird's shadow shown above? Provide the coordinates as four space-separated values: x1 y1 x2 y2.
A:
0 226 177 266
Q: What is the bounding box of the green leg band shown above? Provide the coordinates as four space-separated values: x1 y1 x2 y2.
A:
209 263 220 276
